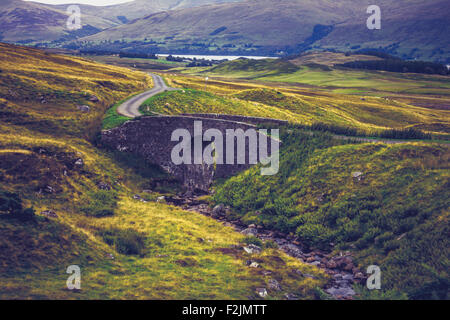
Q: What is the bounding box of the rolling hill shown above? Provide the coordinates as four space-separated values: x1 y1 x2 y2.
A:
0 0 117 43
1 0 242 43
78 0 450 62
42 0 242 25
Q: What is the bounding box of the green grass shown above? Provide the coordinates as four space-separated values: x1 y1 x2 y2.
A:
139 83 450 138
101 93 139 130
212 127 450 299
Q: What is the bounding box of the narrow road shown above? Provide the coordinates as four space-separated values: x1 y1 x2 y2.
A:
117 73 176 118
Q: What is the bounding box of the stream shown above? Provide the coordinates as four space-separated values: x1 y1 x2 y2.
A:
164 195 367 300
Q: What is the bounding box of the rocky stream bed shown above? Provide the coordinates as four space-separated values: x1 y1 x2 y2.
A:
163 195 368 300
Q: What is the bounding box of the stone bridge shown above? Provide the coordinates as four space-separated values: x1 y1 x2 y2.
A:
101 114 287 193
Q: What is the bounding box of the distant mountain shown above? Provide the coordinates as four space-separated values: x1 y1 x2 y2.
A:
78 0 450 62
43 0 243 24
0 0 241 43
2 0 449 62
0 0 117 43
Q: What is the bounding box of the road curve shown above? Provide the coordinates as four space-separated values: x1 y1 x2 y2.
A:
117 73 175 118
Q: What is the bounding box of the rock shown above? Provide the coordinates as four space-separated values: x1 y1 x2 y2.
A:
326 286 355 297
45 185 55 194
97 182 111 191
268 279 282 291
344 263 354 271
243 244 262 255
316 193 325 202
74 158 84 167
351 171 364 181
106 253 115 260
41 210 58 218
76 105 90 113
248 224 256 228
212 204 226 216
306 257 316 263
280 243 303 258
303 273 317 280
284 293 298 300
89 95 99 102
157 196 166 203
342 274 354 281
241 228 258 236
249 262 260 268
133 194 142 200
255 288 267 298
355 272 365 280
333 274 343 280
310 261 321 266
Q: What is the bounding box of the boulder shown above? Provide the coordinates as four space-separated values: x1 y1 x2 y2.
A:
284 293 298 300
74 158 84 167
44 186 55 194
326 286 355 297
351 171 364 181
41 210 58 218
268 279 282 291
97 182 111 191
255 288 267 298
241 228 258 236
281 243 304 258
89 95 99 102
212 204 226 216
76 105 90 113
243 244 262 255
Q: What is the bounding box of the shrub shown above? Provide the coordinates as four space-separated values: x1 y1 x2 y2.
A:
0 190 22 214
0 189 35 222
243 236 263 247
80 190 118 217
263 240 279 249
99 228 146 256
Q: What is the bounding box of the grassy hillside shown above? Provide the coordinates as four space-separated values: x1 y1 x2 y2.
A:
0 42 153 139
141 73 450 137
289 52 383 67
0 0 116 43
212 127 450 299
0 43 325 299
195 58 450 97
